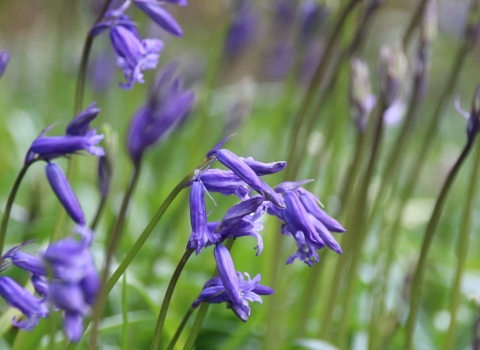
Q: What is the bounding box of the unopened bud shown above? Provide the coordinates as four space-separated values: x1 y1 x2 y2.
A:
349 58 376 131
378 45 406 107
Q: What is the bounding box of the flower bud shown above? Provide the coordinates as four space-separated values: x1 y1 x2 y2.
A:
378 45 406 107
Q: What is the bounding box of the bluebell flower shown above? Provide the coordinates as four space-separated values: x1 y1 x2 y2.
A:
268 182 344 266
211 216 265 255
45 162 86 226
210 148 286 208
0 276 49 332
8 227 98 342
133 1 184 36
110 21 164 89
66 102 101 136
240 157 286 176
216 195 269 231
187 179 220 254
192 169 250 199
192 245 273 321
0 50 10 78
127 63 195 165
224 0 258 59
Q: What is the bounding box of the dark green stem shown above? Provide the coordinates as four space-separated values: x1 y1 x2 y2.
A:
0 159 38 257
285 0 361 179
90 194 107 231
150 249 195 350
89 165 142 349
443 137 480 350
405 137 476 349
401 0 428 50
166 307 195 350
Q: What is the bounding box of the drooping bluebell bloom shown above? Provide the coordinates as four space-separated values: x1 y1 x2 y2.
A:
224 0 258 59
27 127 104 163
300 0 327 41
9 227 98 342
193 245 273 321
0 50 10 78
192 169 250 199
133 1 184 36
109 20 164 89
211 149 286 208
66 102 101 136
240 157 286 176
127 63 195 165
187 179 220 254
268 182 344 265
0 276 49 332
216 195 269 231
210 216 265 255
45 162 86 226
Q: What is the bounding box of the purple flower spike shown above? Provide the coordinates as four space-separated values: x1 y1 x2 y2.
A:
110 23 164 89
217 196 267 231
45 163 86 226
127 64 195 165
187 180 219 254
30 130 105 160
241 157 286 176
214 245 241 305
0 276 49 332
66 102 101 136
134 1 184 36
0 50 10 78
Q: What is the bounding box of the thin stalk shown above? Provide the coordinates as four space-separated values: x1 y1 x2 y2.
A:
285 0 361 179
335 99 388 346
122 271 128 350
64 158 212 350
166 307 195 350
443 137 480 350
405 137 476 350
402 0 429 50
0 159 38 257
89 165 142 349
90 195 107 231
150 249 195 350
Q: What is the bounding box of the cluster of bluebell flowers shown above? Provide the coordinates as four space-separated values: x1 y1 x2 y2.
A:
0 104 104 341
186 138 345 321
91 0 186 89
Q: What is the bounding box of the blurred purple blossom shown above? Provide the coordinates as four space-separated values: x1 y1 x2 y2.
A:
224 0 258 59
0 51 10 78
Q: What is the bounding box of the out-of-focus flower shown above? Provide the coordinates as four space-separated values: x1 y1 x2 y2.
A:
192 245 273 321
378 45 406 107
187 179 220 254
265 40 295 80
349 58 376 131
0 50 10 78
45 163 86 226
224 0 258 59
127 63 195 165
133 1 184 36
0 276 49 332
110 20 164 89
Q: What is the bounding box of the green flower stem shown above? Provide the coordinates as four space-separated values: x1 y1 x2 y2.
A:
0 159 38 257
402 0 428 50
150 248 195 350
74 0 115 115
90 194 108 231
284 0 361 180
405 137 476 350
443 136 480 350
166 307 195 350
89 165 142 349
334 98 388 347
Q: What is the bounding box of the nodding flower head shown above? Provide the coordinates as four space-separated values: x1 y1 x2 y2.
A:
109 17 164 89
66 102 101 136
224 0 258 59
269 181 345 266
192 245 273 322
127 63 195 165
